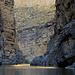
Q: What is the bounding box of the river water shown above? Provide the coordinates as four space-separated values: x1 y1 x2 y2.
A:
0 64 75 75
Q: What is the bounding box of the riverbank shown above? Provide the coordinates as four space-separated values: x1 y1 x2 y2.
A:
0 64 59 69
0 64 75 69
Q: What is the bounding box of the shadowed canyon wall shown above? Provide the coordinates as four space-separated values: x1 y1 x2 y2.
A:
14 0 55 7
31 0 75 67
55 0 75 34
0 0 16 65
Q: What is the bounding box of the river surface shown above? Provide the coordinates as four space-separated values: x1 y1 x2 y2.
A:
0 64 75 75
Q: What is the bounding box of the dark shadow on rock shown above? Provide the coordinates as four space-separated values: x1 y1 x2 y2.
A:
30 20 75 68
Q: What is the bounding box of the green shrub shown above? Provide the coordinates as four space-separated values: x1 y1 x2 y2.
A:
17 60 22 64
24 59 29 64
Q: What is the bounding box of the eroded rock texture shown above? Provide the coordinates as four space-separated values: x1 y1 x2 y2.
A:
30 0 75 67
55 0 75 34
0 0 16 65
17 20 55 60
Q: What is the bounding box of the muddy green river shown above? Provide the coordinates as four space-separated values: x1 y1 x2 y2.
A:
0 64 75 75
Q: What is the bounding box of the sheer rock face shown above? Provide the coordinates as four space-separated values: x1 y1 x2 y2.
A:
30 0 75 67
17 21 55 60
55 0 75 34
0 0 16 65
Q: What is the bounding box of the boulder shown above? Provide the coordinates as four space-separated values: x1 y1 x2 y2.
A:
65 63 75 69
30 56 42 66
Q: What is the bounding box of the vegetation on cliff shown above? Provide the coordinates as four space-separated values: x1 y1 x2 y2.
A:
14 5 55 30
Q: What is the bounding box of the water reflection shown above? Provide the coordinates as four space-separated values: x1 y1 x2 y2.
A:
0 66 75 75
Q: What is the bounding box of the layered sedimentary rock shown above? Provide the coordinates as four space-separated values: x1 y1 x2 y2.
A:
0 0 16 65
30 0 75 67
14 0 56 62
0 0 55 65
17 20 55 60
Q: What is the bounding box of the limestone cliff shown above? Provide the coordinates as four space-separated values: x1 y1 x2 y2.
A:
30 0 75 67
0 0 16 65
17 19 55 61
14 0 56 61
14 4 55 30
0 0 75 66
14 0 55 7
0 0 56 65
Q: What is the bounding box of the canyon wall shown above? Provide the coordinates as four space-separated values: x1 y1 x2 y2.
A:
0 0 16 65
14 0 56 62
0 0 75 66
31 0 75 67
17 20 55 60
0 0 55 64
14 0 55 7
55 0 75 34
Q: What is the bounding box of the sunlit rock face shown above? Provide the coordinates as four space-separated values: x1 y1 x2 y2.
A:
0 0 16 65
0 0 55 65
14 0 55 7
14 0 56 61
17 20 55 60
30 0 75 67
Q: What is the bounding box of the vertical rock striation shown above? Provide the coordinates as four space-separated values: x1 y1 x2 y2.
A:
0 0 16 65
